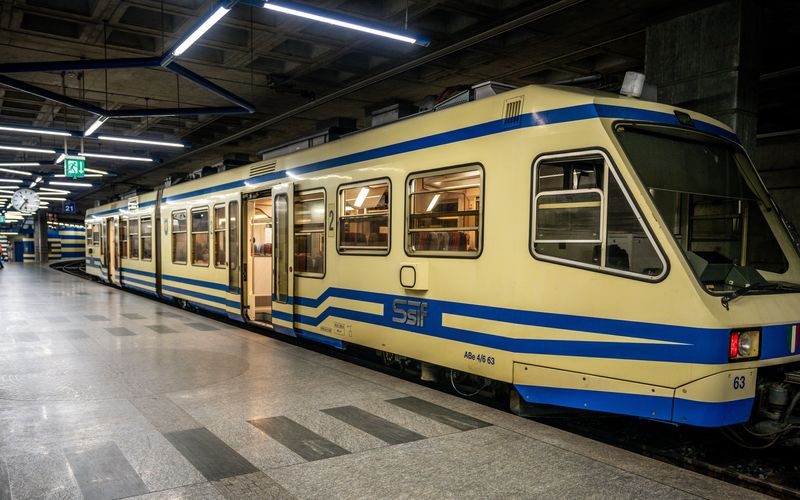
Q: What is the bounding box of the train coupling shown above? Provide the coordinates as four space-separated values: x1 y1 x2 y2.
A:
750 370 800 435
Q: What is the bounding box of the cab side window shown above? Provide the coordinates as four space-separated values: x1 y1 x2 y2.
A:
532 153 665 279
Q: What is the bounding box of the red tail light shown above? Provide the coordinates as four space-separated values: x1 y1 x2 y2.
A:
729 332 740 358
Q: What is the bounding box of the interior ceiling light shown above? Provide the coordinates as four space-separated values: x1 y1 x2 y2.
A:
0 179 23 183
84 116 109 137
0 124 72 137
97 135 185 148
0 162 41 167
0 168 33 176
55 153 66 164
39 187 70 194
0 145 56 154
79 152 153 162
354 187 369 208
54 173 102 178
173 4 232 57
39 196 66 201
261 0 430 46
84 168 108 175
49 181 92 187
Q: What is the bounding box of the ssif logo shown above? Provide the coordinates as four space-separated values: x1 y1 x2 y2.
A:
391 299 428 327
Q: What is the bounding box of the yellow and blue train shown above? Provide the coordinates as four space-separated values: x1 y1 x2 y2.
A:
85 82 800 438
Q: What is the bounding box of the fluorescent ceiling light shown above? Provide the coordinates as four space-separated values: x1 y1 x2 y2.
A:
0 162 40 167
79 152 152 162
84 116 109 137
0 124 71 137
0 190 15 194
354 187 369 208
39 197 66 201
85 168 108 175
49 181 92 187
173 5 231 56
0 145 56 154
55 153 66 164
98 135 185 148
0 179 23 183
54 173 102 177
0 168 32 176
262 1 426 45
426 193 440 212
39 187 70 194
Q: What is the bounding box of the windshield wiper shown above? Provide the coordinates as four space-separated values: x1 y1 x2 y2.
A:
721 282 800 309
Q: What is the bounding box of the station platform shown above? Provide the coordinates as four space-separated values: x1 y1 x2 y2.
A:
0 263 765 499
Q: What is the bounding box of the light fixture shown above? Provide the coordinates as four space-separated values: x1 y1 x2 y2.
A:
39 197 66 201
173 5 231 56
84 116 109 137
79 152 153 162
0 168 33 176
0 179 23 184
426 194 441 212
98 135 185 148
55 153 66 164
262 0 429 46
0 124 72 137
0 162 40 167
54 173 102 178
0 190 15 194
39 187 70 194
354 187 369 208
49 181 92 187
85 168 108 175
0 145 56 154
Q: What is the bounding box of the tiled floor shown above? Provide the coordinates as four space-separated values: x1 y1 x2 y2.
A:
0 264 766 499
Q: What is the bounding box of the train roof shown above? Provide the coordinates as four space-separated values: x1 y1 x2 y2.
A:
87 83 735 217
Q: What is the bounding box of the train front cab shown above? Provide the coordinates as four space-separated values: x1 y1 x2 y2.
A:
513 106 800 436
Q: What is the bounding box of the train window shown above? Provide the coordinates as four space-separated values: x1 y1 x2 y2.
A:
337 179 390 255
406 165 483 256
141 217 152 261
191 207 210 267
214 204 226 268
532 153 665 279
129 218 140 260
92 224 100 246
172 210 187 264
120 219 128 258
228 201 239 291
295 190 325 276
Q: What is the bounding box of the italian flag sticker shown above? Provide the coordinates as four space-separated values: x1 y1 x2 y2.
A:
790 325 799 354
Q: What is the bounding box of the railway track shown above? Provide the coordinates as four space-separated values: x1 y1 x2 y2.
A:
53 259 800 499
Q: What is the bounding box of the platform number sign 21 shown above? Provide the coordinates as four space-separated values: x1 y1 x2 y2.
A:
64 156 85 179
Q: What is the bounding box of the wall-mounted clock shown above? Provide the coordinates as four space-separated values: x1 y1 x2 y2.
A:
10 188 40 212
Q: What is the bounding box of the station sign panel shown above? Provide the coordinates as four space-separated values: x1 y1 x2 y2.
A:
64 200 76 214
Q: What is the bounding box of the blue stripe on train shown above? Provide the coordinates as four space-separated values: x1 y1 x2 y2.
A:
89 104 737 216
514 384 754 427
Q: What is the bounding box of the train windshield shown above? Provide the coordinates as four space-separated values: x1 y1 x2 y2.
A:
616 123 799 293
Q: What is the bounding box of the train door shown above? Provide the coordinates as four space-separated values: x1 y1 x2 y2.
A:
272 183 294 335
245 192 273 324
107 217 119 285
226 198 242 320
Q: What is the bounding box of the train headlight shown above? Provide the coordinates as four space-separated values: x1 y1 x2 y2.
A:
729 329 761 361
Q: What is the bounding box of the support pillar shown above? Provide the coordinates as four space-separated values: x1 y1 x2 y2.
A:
34 210 48 263
644 0 759 153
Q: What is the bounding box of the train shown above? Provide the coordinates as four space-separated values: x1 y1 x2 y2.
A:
85 81 800 443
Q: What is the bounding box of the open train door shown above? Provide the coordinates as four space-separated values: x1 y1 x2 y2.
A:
271 182 295 336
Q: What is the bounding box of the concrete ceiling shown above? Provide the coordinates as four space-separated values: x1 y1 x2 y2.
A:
0 0 794 210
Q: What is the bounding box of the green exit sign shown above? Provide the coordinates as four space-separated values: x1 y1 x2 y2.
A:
64 156 85 179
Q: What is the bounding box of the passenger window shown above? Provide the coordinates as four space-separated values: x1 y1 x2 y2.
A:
214 205 226 268
120 218 128 258
338 180 390 254
191 207 210 266
129 218 140 260
295 190 325 276
406 165 483 256
92 224 100 246
172 210 187 264
532 154 664 278
141 217 152 261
